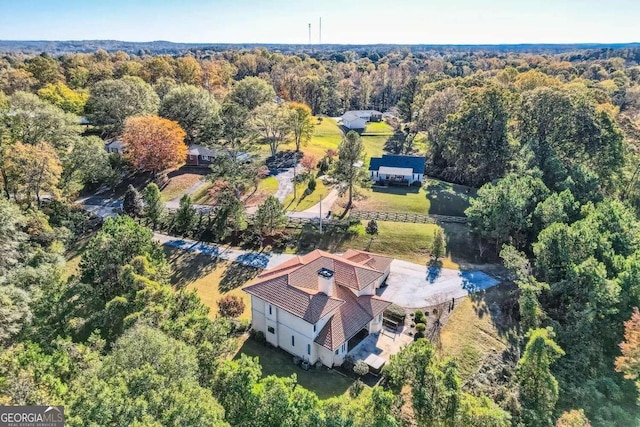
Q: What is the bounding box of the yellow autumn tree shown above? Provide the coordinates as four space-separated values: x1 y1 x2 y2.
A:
123 116 187 175
6 141 62 207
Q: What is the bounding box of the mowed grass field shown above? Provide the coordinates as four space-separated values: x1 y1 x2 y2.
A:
283 176 329 212
440 287 514 380
332 178 475 218
160 172 203 201
164 247 259 320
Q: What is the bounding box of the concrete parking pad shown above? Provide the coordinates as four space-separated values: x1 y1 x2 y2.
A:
379 259 500 309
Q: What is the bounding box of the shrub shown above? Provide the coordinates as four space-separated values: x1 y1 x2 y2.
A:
218 295 246 318
318 157 330 174
349 379 365 398
249 329 266 344
414 331 425 340
307 175 317 193
410 322 416 328
414 310 425 323
353 360 370 376
415 322 426 332
301 154 317 170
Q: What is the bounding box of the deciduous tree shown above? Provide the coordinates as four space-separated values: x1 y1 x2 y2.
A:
230 76 276 110
287 102 314 152
6 141 62 207
37 82 88 115
122 115 187 175
332 130 367 209
615 308 640 395
85 76 160 135
252 102 292 157
159 84 219 145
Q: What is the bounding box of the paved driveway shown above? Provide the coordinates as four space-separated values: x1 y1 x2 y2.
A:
379 259 499 308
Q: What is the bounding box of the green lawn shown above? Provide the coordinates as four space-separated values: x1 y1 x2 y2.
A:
261 117 344 159
257 176 278 193
343 186 430 214
164 247 259 320
440 287 514 380
235 337 354 399
333 178 475 217
424 178 476 217
160 173 203 201
362 121 394 135
361 135 388 160
283 177 329 212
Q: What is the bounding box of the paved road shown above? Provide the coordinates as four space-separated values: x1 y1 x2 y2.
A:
155 232 295 269
380 259 499 308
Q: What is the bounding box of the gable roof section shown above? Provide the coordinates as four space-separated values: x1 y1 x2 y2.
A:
187 144 218 157
369 155 425 175
244 275 344 324
314 285 391 350
342 249 393 273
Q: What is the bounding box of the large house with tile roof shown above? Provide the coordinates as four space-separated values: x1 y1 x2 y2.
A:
244 249 393 367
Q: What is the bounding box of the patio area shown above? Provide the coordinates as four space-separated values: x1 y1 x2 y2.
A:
348 329 414 370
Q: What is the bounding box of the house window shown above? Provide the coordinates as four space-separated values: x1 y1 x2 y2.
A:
335 349 339 355
267 326 275 334
307 344 311 355
342 343 346 352
313 324 316 332
269 305 272 315
291 336 295 346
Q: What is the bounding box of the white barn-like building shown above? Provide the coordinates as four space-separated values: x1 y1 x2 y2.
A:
340 110 383 130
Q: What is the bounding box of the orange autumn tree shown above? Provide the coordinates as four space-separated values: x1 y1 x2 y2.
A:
123 116 187 175
615 307 640 394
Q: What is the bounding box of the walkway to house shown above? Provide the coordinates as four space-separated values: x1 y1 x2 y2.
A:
272 167 295 203
165 178 208 210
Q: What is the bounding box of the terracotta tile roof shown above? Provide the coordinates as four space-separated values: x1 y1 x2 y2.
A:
244 275 344 323
245 249 393 348
343 249 393 274
314 285 392 350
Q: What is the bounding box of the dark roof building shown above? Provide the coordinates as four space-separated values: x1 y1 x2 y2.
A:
369 154 426 174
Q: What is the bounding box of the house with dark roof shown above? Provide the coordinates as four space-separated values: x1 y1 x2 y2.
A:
185 144 251 167
243 249 393 367
369 154 425 185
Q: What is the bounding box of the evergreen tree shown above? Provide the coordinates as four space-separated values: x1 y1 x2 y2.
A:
142 182 164 229
517 328 565 427
254 195 287 235
174 194 195 235
122 184 143 217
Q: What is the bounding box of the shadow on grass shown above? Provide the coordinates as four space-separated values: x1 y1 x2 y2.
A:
372 185 421 196
164 247 220 287
467 284 519 345
220 262 260 293
235 337 354 400
424 179 476 216
293 224 355 253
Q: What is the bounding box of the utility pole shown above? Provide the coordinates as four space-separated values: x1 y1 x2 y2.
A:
319 195 323 233
308 23 311 45
319 17 322 44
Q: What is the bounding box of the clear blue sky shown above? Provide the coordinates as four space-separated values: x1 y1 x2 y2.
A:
0 0 638 44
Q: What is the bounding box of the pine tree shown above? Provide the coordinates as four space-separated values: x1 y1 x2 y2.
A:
174 194 195 235
432 228 446 260
143 183 164 229
123 184 143 217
